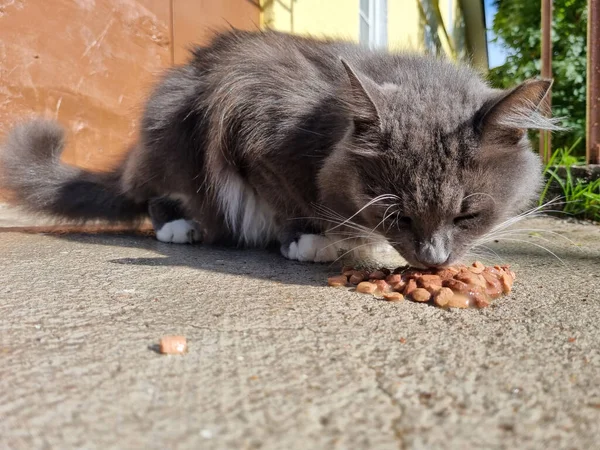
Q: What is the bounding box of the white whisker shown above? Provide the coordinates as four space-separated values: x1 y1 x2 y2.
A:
488 237 567 266
330 241 382 266
325 194 399 232
462 192 497 205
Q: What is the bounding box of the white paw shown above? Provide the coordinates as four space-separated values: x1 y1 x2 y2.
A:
155 219 202 244
280 234 339 263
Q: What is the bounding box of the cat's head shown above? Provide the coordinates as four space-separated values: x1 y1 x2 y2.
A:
320 58 559 268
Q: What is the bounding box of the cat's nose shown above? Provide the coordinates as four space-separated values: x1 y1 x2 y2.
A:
416 240 450 267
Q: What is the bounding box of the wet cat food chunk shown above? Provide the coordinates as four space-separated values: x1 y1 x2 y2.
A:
368 270 387 280
410 288 431 302
328 275 349 287
382 292 404 302
433 287 454 307
327 261 516 309
356 281 378 294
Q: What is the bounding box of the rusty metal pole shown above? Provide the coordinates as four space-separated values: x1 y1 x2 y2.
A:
540 0 553 163
587 0 600 164
168 0 175 65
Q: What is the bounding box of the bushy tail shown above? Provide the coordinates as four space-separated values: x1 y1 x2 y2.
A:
0 119 147 222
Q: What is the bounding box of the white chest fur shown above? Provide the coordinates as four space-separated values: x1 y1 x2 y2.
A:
216 171 278 246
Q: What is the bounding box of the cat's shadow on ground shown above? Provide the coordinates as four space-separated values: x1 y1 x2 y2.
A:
44 230 340 287
5 226 597 287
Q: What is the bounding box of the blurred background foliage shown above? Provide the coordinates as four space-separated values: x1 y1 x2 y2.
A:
488 0 588 155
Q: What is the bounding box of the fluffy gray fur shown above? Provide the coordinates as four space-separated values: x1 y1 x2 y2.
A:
0 30 558 267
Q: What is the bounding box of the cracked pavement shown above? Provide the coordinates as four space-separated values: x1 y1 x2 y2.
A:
1 205 599 449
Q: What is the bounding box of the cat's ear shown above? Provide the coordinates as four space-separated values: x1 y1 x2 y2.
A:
476 79 559 144
340 59 381 134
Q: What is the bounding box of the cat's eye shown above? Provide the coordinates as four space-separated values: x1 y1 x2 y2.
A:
454 213 480 225
397 216 412 227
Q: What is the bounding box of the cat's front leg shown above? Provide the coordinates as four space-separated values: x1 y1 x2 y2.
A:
280 234 339 262
280 234 363 263
280 233 398 263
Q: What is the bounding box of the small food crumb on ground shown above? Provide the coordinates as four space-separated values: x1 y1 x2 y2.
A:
327 261 517 309
159 335 187 354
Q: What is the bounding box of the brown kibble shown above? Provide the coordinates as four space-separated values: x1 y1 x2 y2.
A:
420 281 442 295
468 261 486 274
446 294 470 308
467 287 490 308
159 336 187 354
332 261 516 309
485 285 503 298
389 281 406 292
373 279 392 293
420 274 442 283
499 272 513 293
386 274 405 291
402 270 423 280
349 272 366 285
383 292 404 302
328 275 348 287
403 278 417 295
417 275 442 288
475 274 487 287
481 271 503 298
484 266 502 277
443 278 470 294
411 288 432 302
369 270 387 280
356 281 378 294
435 268 456 280
481 270 500 283
455 270 486 288
434 287 454 307
386 274 403 284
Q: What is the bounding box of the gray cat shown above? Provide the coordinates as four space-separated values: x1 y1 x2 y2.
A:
0 30 559 267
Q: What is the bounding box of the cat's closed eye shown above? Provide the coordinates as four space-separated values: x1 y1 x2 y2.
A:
397 216 412 227
453 212 481 226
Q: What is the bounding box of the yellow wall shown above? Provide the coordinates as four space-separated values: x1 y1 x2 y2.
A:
261 0 425 51
388 0 422 51
260 0 486 68
262 0 360 42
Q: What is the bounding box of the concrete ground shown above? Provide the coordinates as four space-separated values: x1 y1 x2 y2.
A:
1 204 599 450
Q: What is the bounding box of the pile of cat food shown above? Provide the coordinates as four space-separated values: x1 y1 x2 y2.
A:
327 261 515 308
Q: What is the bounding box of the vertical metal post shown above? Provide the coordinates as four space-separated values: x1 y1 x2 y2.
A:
587 0 600 164
540 0 553 163
169 0 175 65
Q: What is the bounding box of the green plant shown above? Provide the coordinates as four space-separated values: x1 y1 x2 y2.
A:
489 0 587 154
539 140 600 222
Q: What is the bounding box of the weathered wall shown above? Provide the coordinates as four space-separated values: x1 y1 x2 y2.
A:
0 0 260 170
0 0 171 169
172 0 261 64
